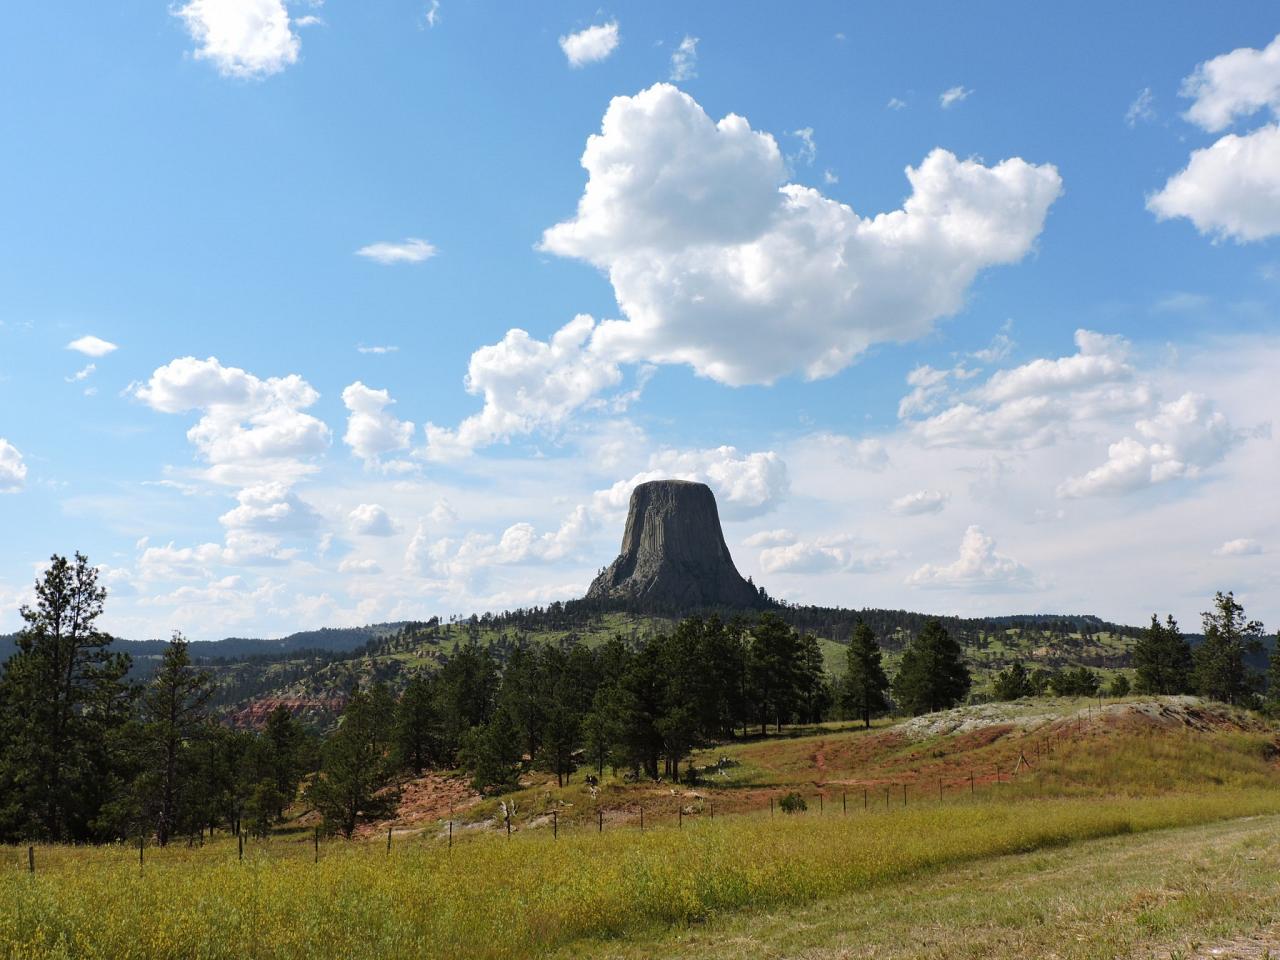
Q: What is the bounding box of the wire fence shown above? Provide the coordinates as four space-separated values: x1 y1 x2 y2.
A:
4 705 1190 877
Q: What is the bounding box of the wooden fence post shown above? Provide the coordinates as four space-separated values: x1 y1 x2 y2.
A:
680 807 684 828
139 836 144 873
768 797 773 818
598 809 603 833
553 810 558 840
387 827 392 854
842 791 847 815
903 783 907 806
639 806 644 831
27 846 33 874
448 820 453 851
863 787 868 811
818 793 823 814
314 827 319 863
938 778 943 802
970 771 975 795
238 834 243 861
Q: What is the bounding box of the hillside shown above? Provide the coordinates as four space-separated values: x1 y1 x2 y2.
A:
204 605 1150 729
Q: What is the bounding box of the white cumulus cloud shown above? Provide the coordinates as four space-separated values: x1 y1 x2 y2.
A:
423 314 623 458
1148 124 1280 242
67 335 117 357
908 525 1036 590
559 22 619 67
541 84 1061 386
132 356 330 484
592 446 789 521
342 382 414 466
1150 34 1280 242
348 503 396 537
175 0 301 79
1180 33 1280 133
1057 393 1234 498
0 439 27 493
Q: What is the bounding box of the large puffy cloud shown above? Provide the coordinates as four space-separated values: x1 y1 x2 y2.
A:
1057 393 1234 498
342 382 414 467
175 0 301 79
592 446 789 520
423 315 623 458
1179 33 1280 133
1148 124 1280 242
219 481 321 532
541 84 1062 385
1150 34 1280 241
133 357 330 483
908 525 1037 590
0 439 27 493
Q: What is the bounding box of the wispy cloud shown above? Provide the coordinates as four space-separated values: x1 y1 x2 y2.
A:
355 238 437 265
1125 86 1155 127
670 35 698 81
939 85 972 109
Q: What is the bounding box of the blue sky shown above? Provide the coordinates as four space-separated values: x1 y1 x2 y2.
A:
1 2 1278 639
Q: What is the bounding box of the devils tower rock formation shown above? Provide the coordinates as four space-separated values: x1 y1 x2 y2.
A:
586 479 765 611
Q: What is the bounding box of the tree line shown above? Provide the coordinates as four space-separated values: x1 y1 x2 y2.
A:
2 554 1274 844
988 592 1274 706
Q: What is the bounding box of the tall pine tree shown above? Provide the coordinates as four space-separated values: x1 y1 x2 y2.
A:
841 622 889 728
892 619 971 715
0 554 133 842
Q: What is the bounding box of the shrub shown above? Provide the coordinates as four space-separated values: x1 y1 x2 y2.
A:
779 791 808 814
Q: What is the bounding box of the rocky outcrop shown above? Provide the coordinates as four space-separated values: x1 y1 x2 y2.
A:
585 479 765 612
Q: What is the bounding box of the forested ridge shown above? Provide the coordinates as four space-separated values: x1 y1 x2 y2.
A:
0 552 1276 845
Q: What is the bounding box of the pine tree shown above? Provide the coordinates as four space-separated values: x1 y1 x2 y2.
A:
840 622 889 728
263 704 305 817
136 633 214 845
746 613 803 733
1132 614 1193 694
892 619 971 715
306 685 399 839
0 553 134 842
1193 592 1263 704
991 661 1034 701
392 674 440 776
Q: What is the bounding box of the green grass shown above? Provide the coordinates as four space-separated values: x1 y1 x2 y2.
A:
5 791 1279 959
559 812 1280 959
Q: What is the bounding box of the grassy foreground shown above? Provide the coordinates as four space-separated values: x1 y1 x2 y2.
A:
4 791 1280 960
564 813 1280 960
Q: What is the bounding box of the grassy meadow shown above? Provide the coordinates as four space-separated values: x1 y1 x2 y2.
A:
4 698 1278 959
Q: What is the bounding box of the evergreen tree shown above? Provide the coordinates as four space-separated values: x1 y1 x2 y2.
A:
460 706 524 793
392 674 440 775
1132 614 1193 694
991 661 1034 701
746 613 803 733
840 622 889 728
1193 591 1263 704
797 634 833 724
306 685 398 839
1266 634 1280 711
135 634 214 845
1051 666 1100 697
892 619 971 715
0 553 134 842
263 705 305 817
